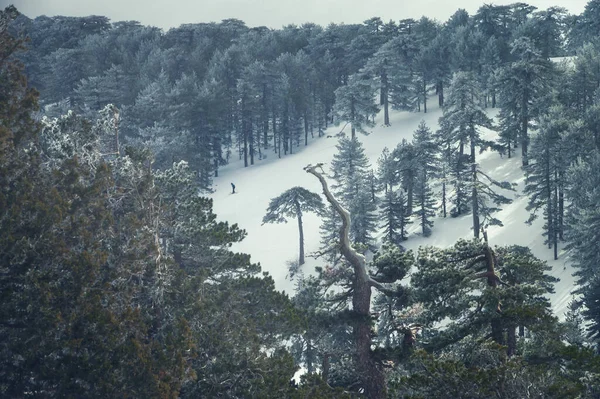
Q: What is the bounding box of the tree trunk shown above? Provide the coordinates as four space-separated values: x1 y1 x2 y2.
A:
304 112 309 146
521 89 529 167
471 126 480 239
321 353 330 384
263 85 269 148
243 119 248 168
442 180 447 218
306 339 314 374
423 78 427 114
406 172 414 216
351 97 356 139
558 173 564 241
295 200 305 265
553 171 559 260
249 120 254 166
483 234 503 347
306 165 386 399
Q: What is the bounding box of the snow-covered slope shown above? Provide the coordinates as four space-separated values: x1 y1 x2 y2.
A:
209 102 575 319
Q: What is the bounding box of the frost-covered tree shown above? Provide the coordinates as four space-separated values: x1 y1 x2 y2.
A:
306 164 416 399
565 153 600 344
331 137 377 245
496 37 553 166
380 188 410 244
412 121 438 236
524 106 570 260
439 71 511 237
412 238 557 357
262 186 325 265
376 146 398 193
393 139 418 216
333 73 378 138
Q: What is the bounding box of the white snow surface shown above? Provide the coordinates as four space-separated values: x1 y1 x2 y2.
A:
209 101 575 319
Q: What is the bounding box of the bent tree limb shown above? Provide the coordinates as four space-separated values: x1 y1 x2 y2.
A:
304 164 385 399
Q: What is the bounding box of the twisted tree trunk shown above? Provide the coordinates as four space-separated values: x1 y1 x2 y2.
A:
305 164 385 399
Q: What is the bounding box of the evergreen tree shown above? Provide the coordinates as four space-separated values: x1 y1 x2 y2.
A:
333 73 378 139
318 204 343 264
376 146 398 193
262 187 325 265
330 137 377 245
413 174 436 237
439 71 511 237
524 106 569 260
412 238 557 356
306 165 416 399
380 188 410 244
566 153 600 346
412 121 438 236
496 36 553 166
393 139 418 216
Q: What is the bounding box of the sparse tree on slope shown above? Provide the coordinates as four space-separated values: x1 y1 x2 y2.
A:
263 187 325 265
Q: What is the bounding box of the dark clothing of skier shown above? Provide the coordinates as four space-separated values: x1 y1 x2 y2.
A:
231 183 236 194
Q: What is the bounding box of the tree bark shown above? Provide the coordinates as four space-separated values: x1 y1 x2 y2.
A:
305 165 385 399
295 200 305 265
423 78 427 114
521 87 529 167
382 71 390 126
482 232 503 347
442 181 447 218
471 125 480 239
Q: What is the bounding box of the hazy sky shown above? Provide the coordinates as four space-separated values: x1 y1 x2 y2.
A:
5 0 590 30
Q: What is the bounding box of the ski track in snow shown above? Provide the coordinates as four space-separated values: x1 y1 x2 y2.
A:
209 101 576 320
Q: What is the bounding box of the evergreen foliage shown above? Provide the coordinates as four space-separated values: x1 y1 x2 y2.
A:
496 36 553 166
330 137 377 246
8 3 600 397
263 187 325 265
524 106 569 260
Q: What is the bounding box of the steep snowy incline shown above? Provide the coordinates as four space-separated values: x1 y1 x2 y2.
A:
209 102 575 318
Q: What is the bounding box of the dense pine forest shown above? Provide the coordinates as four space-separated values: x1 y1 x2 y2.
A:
3 1 600 397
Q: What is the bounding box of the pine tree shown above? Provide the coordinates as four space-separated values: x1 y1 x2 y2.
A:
333 73 378 138
524 106 569 260
376 146 399 193
306 165 417 399
380 188 410 244
393 139 418 216
412 121 438 236
262 187 325 265
412 238 557 356
566 153 600 345
413 174 436 237
330 137 377 245
439 71 512 237
496 36 553 166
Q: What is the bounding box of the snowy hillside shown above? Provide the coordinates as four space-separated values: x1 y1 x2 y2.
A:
209 101 575 319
